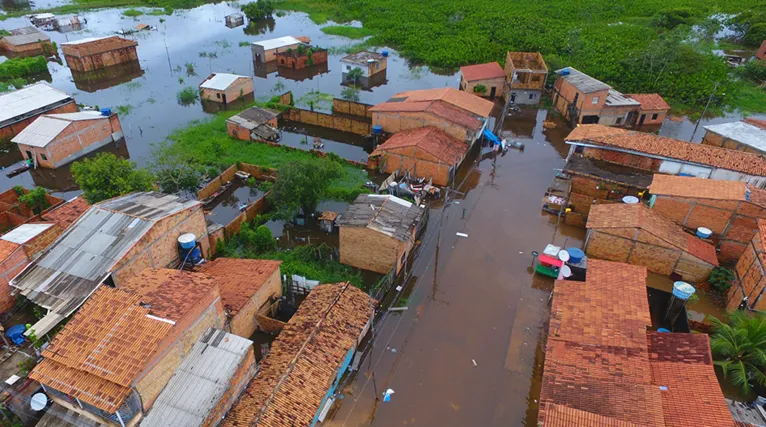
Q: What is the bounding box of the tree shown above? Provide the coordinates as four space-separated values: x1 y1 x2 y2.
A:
269 159 342 218
711 311 766 394
18 187 50 215
71 153 154 203
148 141 203 194
341 85 360 102
241 0 274 22
347 67 364 86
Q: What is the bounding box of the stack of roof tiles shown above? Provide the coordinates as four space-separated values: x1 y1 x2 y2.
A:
222 282 372 426
538 259 733 427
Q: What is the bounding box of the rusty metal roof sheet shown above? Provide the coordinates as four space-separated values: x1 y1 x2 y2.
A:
337 194 424 242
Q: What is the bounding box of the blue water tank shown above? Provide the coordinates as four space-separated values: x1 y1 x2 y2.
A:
372 125 383 134
696 227 712 239
672 281 696 300
566 247 584 264
657 328 671 333
560 68 571 76
6 324 26 345
100 107 111 116
381 50 389 57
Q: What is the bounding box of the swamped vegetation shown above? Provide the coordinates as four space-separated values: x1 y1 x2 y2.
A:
0 56 48 79
321 25 375 39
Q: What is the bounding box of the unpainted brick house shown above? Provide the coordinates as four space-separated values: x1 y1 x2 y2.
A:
275 46 328 70
0 83 77 141
459 62 505 99
61 36 139 72
250 36 308 64
728 220 766 312
340 50 387 89
30 269 227 427
338 194 425 274
0 26 52 56
10 192 210 337
504 51 548 105
585 203 719 282
199 73 254 104
226 106 279 141
12 111 123 169
368 126 468 186
702 118 766 155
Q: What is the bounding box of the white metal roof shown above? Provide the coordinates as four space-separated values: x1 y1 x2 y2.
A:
1 223 53 245
60 36 112 45
251 36 302 51
0 83 72 125
704 121 766 152
555 67 611 93
31 13 55 19
605 89 640 107
199 73 248 90
48 111 105 121
12 111 105 147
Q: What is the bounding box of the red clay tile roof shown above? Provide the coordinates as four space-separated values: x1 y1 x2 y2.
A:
388 87 494 117
222 282 372 427
460 62 505 81
625 93 671 111
42 196 89 228
759 219 766 245
587 203 718 266
646 332 713 365
744 117 766 130
567 124 766 176
370 126 468 165
200 258 281 315
649 174 748 201
0 239 20 261
119 268 218 321
543 403 643 426
370 99 484 131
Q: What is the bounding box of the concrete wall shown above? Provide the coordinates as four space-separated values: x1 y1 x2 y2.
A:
638 108 666 126
0 101 78 141
459 76 505 99
332 99 374 119
506 88 542 105
229 267 281 338
372 111 472 143
200 77 254 104
340 226 406 274
64 46 138 72
599 105 636 127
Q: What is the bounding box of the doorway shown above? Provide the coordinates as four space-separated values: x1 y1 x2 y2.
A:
222 93 227 104
639 114 646 125
510 93 516 103
25 150 32 161
490 87 496 98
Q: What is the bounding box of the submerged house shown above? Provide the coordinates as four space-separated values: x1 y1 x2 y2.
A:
369 88 494 144
226 106 279 141
10 192 209 337
222 282 373 427
251 36 307 64
0 26 52 56
225 12 244 28
585 203 719 282
30 270 227 426
702 118 766 155
368 126 468 186
61 36 139 72
338 194 425 274
199 73 254 105
504 51 548 105
340 50 387 88
0 83 77 140
12 111 123 169
459 62 505 99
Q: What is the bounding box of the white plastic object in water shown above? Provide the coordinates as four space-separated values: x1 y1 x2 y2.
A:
622 196 639 204
30 393 47 411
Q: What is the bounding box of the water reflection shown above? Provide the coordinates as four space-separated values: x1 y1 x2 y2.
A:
341 68 388 91
277 62 329 82
70 60 144 93
201 92 255 113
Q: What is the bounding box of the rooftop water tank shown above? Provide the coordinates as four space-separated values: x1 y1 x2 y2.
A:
672 281 696 301
622 195 639 204
381 50 389 57
560 68 571 76
372 125 383 135
100 107 111 116
178 233 196 249
696 227 712 239
566 247 584 264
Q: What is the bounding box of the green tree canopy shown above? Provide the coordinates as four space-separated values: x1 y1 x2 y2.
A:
241 0 274 21
71 153 154 203
710 311 766 394
269 158 342 218
149 141 203 194
18 187 50 215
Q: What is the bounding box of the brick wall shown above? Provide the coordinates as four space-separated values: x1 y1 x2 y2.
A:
229 268 281 338
283 108 371 135
552 78 608 122
375 147 455 186
728 230 766 311
255 314 287 334
201 78 254 104
340 226 405 274
21 222 62 257
460 76 505 98
372 111 472 143
0 246 29 312
638 109 666 125
226 121 250 141
332 99 374 119
20 116 120 168
0 101 78 140
63 45 138 72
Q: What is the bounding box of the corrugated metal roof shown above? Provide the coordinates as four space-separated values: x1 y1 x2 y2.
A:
142 328 253 427
337 194 424 242
704 121 766 152
556 67 611 93
3 27 49 46
200 73 248 91
12 111 107 147
10 192 200 336
251 36 302 51
227 106 279 130
0 83 72 126
1 223 52 244
60 36 112 45
605 89 640 107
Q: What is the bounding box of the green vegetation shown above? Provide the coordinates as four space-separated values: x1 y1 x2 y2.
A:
71 153 154 203
321 25 375 39
341 85 360 102
238 41 250 47
346 67 364 85
18 187 51 215
708 266 735 293
0 29 11 36
122 8 143 16
177 86 199 105
241 0 274 21
0 78 28 93
297 90 333 110
0 56 48 79
184 62 196 76
147 6 171 14
269 159 342 218
148 140 203 194
711 311 766 395
115 104 133 115
473 83 487 94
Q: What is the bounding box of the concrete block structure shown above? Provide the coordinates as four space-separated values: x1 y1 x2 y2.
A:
702 118 766 155
0 26 52 56
585 203 718 282
538 259 732 426
728 220 766 312
222 282 372 427
11 192 209 337
649 174 766 262
459 62 505 99
61 36 138 72
0 83 77 141
12 111 123 169
368 127 468 186
338 194 425 274
199 73 254 105
504 51 548 105
30 270 226 427
340 50 387 89
250 36 307 64
275 46 328 70
370 88 493 144
225 12 244 28
226 106 279 141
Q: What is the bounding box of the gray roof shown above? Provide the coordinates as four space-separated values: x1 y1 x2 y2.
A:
141 328 254 427
337 194 424 242
228 107 279 130
0 83 72 127
36 402 108 427
11 192 200 336
704 121 766 152
605 89 640 107
556 67 611 93
341 50 386 65
3 26 49 46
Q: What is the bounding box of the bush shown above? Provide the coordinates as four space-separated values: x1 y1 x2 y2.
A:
122 8 144 17
71 153 154 203
473 84 487 93
0 56 48 79
18 187 50 214
743 60 766 82
241 0 274 21
177 86 199 105
744 23 766 46
709 267 735 293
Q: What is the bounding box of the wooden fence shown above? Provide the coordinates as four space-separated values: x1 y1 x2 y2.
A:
332 99 374 119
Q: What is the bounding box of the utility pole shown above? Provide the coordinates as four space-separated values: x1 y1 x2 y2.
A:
690 81 720 142
494 81 514 135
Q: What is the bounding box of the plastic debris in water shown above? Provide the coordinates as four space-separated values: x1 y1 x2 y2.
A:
383 389 395 402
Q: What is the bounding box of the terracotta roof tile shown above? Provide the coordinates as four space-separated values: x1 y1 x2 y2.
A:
0 239 20 261
646 331 712 365
460 62 505 81
625 93 671 111
649 174 748 201
200 258 281 315
42 196 89 228
759 219 766 244
370 127 468 165
543 403 643 426
370 99 483 131
568 124 766 176
119 268 218 321
31 359 133 412
587 204 718 266
389 87 494 117
223 282 372 427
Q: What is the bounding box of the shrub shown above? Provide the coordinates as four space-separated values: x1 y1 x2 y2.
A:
177 86 199 105
0 56 48 79
122 8 144 17
743 59 766 82
473 84 487 93
18 187 50 214
71 153 154 203
241 0 274 21
709 267 735 293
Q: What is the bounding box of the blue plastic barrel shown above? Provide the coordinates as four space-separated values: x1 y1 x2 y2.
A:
696 227 712 239
372 125 383 135
657 328 671 333
566 247 584 264
100 107 111 116
672 281 696 300
178 233 196 249
381 50 389 57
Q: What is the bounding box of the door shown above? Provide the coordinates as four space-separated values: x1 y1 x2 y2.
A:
639 114 646 125
222 93 227 104
510 93 516 103
25 150 33 161
490 86 496 98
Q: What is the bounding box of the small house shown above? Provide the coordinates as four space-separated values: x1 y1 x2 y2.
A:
504 52 548 105
0 83 77 140
369 127 468 186
459 62 505 99
584 203 718 282
226 106 279 141
0 26 52 56
29 13 56 27
12 110 123 169
598 90 641 126
61 36 139 72
338 194 425 274
318 211 338 233
275 45 328 70
702 119 766 155
340 50 387 86
140 329 256 427
29 270 227 426
251 36 307 64
225 12 245 28
728 219 766 312
222 282 372 427
624 93 670 126
199 73 254 104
